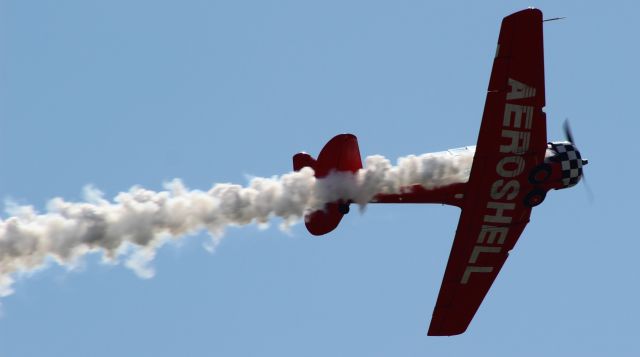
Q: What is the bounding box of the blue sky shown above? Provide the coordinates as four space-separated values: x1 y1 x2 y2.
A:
0 1 638 356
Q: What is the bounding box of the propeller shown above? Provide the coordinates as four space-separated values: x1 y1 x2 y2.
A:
563 119 575 144
563 119 593 202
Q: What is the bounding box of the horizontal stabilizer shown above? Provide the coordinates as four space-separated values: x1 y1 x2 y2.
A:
293 152 316 172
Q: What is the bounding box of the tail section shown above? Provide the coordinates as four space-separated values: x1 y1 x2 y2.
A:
292 134 362 236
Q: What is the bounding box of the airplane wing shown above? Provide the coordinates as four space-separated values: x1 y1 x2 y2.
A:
427 8 548 336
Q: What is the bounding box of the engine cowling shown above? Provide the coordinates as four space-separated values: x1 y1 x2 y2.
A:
544 141 587 189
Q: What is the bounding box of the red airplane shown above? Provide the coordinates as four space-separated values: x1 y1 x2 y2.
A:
292 8 589 336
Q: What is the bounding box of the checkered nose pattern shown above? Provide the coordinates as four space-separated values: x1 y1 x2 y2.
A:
551 142 584 188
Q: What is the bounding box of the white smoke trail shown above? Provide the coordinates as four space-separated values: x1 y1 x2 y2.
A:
0 149 474 297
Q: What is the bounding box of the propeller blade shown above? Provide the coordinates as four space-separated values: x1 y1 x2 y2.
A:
564 119 592 201
563 119 575 143
562 119 592 201
582 173 594 203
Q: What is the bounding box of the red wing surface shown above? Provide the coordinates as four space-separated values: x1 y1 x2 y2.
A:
428 9 548 336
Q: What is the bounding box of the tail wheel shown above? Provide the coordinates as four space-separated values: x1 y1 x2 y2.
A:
523 189 547 207
528 163 552 184
338 201 350 214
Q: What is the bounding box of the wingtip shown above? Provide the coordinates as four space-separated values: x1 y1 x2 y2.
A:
427 326 468 336
504 8 543 21
427 317 469 336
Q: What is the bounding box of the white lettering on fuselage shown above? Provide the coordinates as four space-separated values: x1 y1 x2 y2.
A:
461 78 535 285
